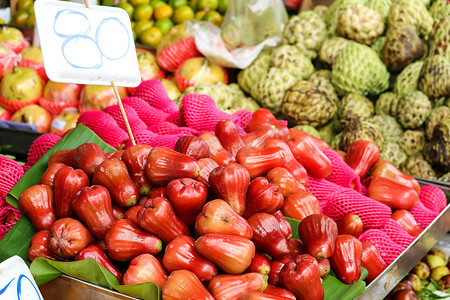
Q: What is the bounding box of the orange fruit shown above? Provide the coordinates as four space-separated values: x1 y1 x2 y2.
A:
168 0 188 8
17 0 33 11
133 3 153 21
195 10 206 20
151 0 166 9
196 0 218 11
154 18 174 35
201 10 223 26
172 5 194 24
134 19 153 36
130 0 149 6
11 10 29 27
118 2 134 19
140 27 163 48
154 4 173 20
25 14 35 28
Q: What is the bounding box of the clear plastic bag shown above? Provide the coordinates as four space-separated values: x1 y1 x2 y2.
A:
186 0 288 69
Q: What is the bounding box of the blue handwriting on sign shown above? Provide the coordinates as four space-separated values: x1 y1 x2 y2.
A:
0 274 42 300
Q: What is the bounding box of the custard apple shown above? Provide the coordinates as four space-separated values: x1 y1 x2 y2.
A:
282 11 327 59
313 5 329 20
340 118 384 152
281 80 337 127
399 130 426 156
401 156 436 179
336 93 375 129
396 91 432 129
393 61 424 96
423 119 450 172
389 94 402 117
231 97 261 112
430 0 449 21
370 115 404 142
418 55 450 98
426 106 450 140
237 51 271 94
371 36 386 58
331 42 390 96
293 125 322 139
381 141 408 168
337 4 384 45
318 120 338 145
270 45 315 80
438 172 450 183
251 67 297 114
309 70 339 104
428 15 450 59
331 131 344 150
324 0 365 37
318 37 351 67
375 92 398 115
366 0 392 22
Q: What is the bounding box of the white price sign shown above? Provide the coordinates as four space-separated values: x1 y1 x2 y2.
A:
34 0 140 87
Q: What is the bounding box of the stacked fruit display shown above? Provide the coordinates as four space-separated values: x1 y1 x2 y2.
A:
8 0 36 28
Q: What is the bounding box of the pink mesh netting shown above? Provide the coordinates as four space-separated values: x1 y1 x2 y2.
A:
39 97 79 116
359 229 404 265
360 184 368 195
0 94 41 113
0 156 24 199
156 37 202 72
131 80 179 115
231 110 253 132
0 51 16 78
1 39 30 54
121 97 170 127
18 59 48 83
123 129 183 149
378 219 416 250
126 69 166 95
102 103 147 133
0 202 22 240
181 93 247 135
419 185 447 213
147 121 199 136
22 163 31 173
26 133 61 166
165 111 181 125
306 175 347 203
323 149 362 192
77 111 129 149
322 188 392 229
410 201 439 229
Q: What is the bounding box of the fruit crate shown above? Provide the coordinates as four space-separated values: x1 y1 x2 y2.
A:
0 125 42 162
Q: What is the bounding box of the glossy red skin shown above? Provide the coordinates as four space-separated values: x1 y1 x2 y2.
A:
266 167 306 198
318 258 331 278
111 204 125 220
289 128 329 151
246 108 278 132
361 241 388 283
264 139 308 185
393 290 418 300
19 184 56 231
137 197 189 244
76 245 122 283
175 135 210 160
285 238 305 260
28 230 66 262
240 292 293 300
124 204 143 225
209 163 251 216
162 269 215 300
105 219 162 261
244 177 284 218
93 157 139 207
166 178 208 227
199 132 233 166
263 284 296 299
145 146 201 186
287 135 332 178
337 214 364 238
122 145 153 195
242 124 280 149
246 253 271 275
108 150 125 160
53 166 89 219
268 258 291 286
40 163 67 186
72 185 116 239
298 214 338 260
208 273 268 300
345 140 381 179
279 254 324 300
47 149 75 167
236 147 288 179
281 192 320 222
272 210 292 240
196 158 219 190
123 253 167 287
215 119 247 158
163 235 217 282
48 217 93 258
330 235 363 284
247 213 290 260
148 186 166 199
195 199 253 239
72 143 107 177
391 210 424 236
195 233 256 274
371 160 420 194
368 177 419 210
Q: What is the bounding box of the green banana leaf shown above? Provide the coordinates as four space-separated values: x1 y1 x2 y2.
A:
0 125 367 300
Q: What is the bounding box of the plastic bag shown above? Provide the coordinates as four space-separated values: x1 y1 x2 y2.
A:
186 0 288 69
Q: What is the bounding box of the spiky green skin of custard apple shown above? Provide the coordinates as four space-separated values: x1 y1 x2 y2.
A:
180 83 236 113
381 23 425 73
381 141 408 168
399 130 426 156
282 11 327 59
430 0 449 21
313 5 329 20
331 42 390 96
375 92 398 115
340 118 384 152
401 156 437 179
366 0 392 22
393 61 424 96
387 0 434 40
251 67 297 115
281 80 337 127
337 4 384 45
237 51 271 94
426 106 450 140
318 37 351 67
396 91 432 129
438 172 450 183
324 0 366 37
418 55 450 98
318 120 338 145
231 97 261 113
309 70 339 104
336 93 374 129
370 115 404 142
424 119 450 172
293 125 322 139
331 131 344 150
428 15 450 60
371 36 386 58
270 45 315 80
433 6 450 24
178 85 214 107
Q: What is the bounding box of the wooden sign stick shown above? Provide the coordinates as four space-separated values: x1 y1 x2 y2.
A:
111 80 136 146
